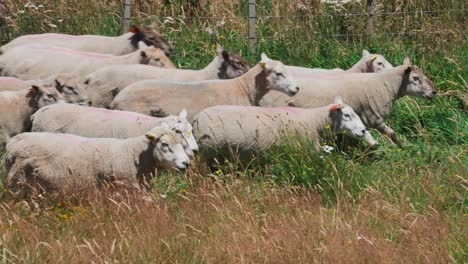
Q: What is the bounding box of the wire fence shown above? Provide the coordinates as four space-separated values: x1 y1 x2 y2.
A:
0 1 466 48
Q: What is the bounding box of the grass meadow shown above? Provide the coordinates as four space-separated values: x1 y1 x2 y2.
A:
0 0 466 262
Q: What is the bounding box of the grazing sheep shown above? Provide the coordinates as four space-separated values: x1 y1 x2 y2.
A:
260 58 437 145
193 97 367 158
31 105 198 157
0 84 63 149
0 25 173 56
287 50 393 75
0 74 90 105
111 53 300 120
0 43 174 80
4 126 189 195
84 44 251 108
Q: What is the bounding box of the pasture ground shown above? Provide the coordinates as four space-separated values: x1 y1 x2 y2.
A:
0 0 466 262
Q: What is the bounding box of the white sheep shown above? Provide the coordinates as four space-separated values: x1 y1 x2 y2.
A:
260 58 437 146
111 53 300 120
287 50 393 75
0 43 175 80
84 45 251 108
0 84 63 149
193 97 366 158
0 75 90 105
0 25 173 56
4 126 189 195
31 104 198 157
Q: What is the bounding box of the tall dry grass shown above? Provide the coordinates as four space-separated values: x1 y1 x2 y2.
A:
0 175 455 263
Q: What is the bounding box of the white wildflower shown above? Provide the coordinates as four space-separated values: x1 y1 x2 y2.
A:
297 3 307 11
47 23 57 28
322 145 334 154
205 26 214 35
216 20 225 27
163 16 174 24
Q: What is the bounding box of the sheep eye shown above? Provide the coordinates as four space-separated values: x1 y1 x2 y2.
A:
377 62 383 66
275 72 284 77
161 142 169 148
66 86 77 94
155 58 161 61
412 76 420 82
344 114 351 119
175 130 182 134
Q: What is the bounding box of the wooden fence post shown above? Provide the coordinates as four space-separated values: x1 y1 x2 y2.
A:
248 0 256 53
123 0 132 34
366 0 376 44
0 0 7 43
0 0 6 25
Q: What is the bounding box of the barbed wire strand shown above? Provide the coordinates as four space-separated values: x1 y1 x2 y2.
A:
4 8 467 20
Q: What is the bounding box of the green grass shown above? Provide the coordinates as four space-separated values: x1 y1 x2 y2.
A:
0 0 466 262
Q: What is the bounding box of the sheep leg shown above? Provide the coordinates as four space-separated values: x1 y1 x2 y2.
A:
363 131 378 147
377 123 405 147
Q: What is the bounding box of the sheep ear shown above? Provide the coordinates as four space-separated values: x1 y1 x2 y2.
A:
129 25 139 33
260 53 271 62
329 104 342 112
404 66 413 75
26 85 40 98
178 109 187 120
216 43 224 54
221 50 230 61
329 97 344 111
362 50 370 57
138 41 148 49
403 57 411 66
334 96 344 105
53 73 69 88
145 133 155 140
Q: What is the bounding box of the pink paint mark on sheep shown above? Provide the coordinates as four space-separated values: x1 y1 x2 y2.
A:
294 73 364 80
214 105 300 115
27 45 111 59
21 33 93 41
0 77 25 84
91 107 156 122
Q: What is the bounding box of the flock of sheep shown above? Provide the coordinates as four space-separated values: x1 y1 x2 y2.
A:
0 25 437 196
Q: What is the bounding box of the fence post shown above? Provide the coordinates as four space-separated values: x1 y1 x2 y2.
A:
248 0 256 53
123 0 132 34
0 0 6 25
0 0 6 42
366 0 376 44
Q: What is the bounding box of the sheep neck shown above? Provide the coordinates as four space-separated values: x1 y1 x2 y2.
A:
361 66 405 125
346 57 368 73
124 136 159 185
237 65 268 105
199 56 224 79
105 51 139 64
382 66 406 101
304 107 331 137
